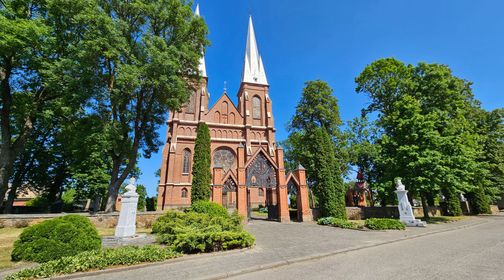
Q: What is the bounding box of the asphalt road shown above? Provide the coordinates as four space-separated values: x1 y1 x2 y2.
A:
230 216 504 280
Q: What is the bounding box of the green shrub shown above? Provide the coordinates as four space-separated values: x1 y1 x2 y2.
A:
317 217 335 225
317 217 360 229
146 196 157 211
11 215 101 263
6 246 180 280
152 211 254 253
467 187 491 215
365 218 405 230
189 201 229 217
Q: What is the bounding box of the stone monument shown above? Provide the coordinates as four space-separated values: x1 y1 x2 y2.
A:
395 179 426 227
115 177 139 237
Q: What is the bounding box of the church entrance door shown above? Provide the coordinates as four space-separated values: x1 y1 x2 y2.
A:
246 152 278 221
222 177 237 211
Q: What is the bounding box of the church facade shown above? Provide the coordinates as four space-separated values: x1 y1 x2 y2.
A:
157 9 311 222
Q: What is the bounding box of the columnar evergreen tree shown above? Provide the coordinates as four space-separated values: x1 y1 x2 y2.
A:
284 80 347 203
312 128 346 219
467 186 491 214
191 122 211 203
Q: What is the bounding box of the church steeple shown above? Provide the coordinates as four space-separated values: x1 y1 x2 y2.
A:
195 4 207 77
242 16 268 85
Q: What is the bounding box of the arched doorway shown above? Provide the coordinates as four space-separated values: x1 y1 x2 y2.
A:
222 177 237 210
246 152 278 220
288 178 298 221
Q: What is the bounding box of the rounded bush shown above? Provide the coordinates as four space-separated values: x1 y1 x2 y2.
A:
11 215 102 263
189 201 229 217
152 210 254 253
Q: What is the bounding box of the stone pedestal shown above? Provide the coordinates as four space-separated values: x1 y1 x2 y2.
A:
115 179 139 237
395 179 426 227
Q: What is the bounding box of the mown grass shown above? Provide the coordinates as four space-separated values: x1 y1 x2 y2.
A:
0 228 26 270
423 216 465 224
0 226 151 270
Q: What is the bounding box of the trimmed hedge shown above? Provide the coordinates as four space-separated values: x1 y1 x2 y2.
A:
152 210 254 253
189 201 229 217
11 215 101 263
365 218 405 230
317 217 361 229
6 246 180 280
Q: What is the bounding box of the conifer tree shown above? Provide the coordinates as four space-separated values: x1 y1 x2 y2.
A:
312 128 347 219
191 122 211 203
467 186 491 214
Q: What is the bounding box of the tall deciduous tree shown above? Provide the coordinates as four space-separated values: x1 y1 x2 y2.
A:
191 122 211 203
0 0 99 205
79 0 208 212
355 58 490 217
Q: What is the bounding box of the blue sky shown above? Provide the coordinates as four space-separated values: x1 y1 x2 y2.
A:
139 0 504 196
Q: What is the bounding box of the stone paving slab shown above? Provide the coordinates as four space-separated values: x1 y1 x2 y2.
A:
55 217 487 280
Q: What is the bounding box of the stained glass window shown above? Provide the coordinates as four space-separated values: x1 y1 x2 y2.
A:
213 148 236 172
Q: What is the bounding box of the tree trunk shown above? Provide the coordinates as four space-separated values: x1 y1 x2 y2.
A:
421 192 430 220
105 179 121 212
3 180 19 214
104 130 141 213
0 159 12 208
0 60 13 208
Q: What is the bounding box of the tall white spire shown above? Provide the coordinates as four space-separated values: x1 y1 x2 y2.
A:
195 4 207 77
242 16 268 85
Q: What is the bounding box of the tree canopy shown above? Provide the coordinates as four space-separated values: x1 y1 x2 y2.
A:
354 58 499 216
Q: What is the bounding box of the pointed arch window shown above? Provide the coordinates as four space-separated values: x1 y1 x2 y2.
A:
181 188 188 198
182 149 191 174
252 96 261 119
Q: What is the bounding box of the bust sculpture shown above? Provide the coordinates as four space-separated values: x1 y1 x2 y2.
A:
125 177 137 194
395 179 406 191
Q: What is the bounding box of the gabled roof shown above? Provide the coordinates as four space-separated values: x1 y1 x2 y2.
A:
221 169 238 185
245 147 278 170
206 92 242 117
285 172 300 186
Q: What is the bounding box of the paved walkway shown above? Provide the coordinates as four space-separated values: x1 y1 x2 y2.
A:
59 216 488 280
230 215 504 280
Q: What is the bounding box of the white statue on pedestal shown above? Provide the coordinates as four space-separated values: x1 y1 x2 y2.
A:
115 177 139 238
395 179 426 227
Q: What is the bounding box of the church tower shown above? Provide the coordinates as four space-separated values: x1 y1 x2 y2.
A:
157 10 310 223
237 17 276 157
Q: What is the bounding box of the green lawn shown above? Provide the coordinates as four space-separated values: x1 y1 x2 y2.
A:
0 228 25 270
251 210 268 217
0 226 152 270
422 216 465 224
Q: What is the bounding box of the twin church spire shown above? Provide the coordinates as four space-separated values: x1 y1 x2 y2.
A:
195 5 268 85
194 4 207 78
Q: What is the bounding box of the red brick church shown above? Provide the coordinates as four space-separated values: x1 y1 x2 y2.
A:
157 7 310 222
